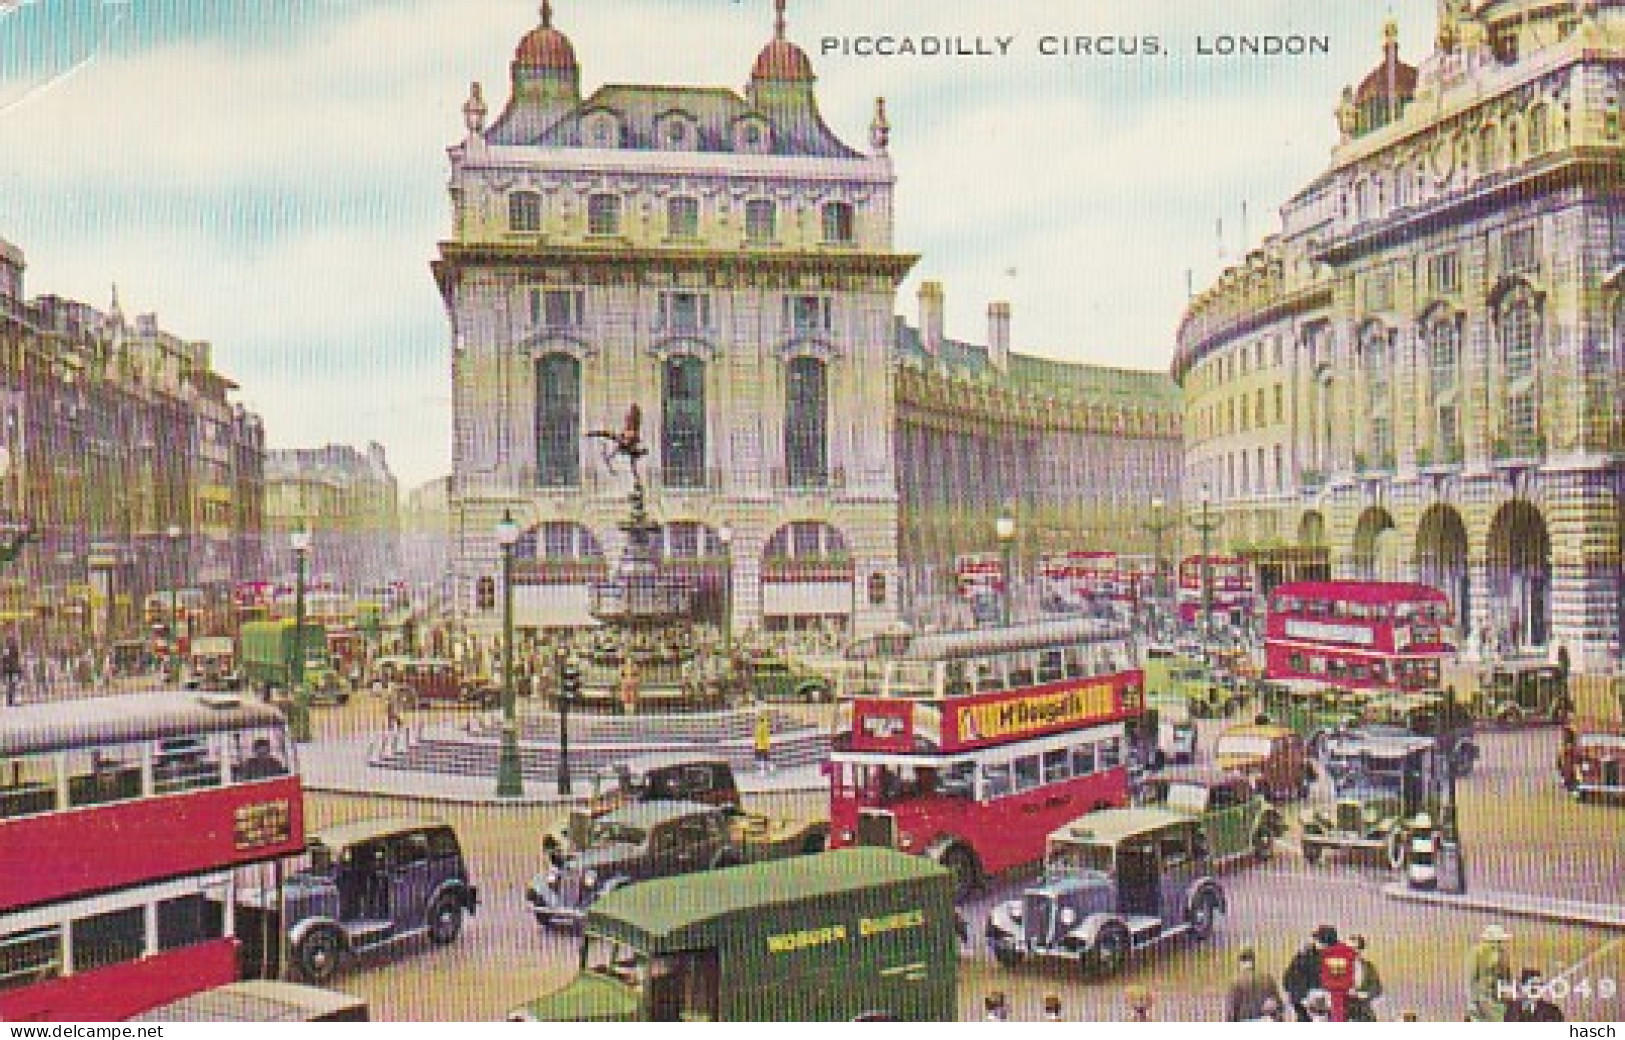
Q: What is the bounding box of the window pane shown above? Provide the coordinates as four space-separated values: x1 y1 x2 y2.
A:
588 194 620 236
157 893 223 952
662 357 706 488
536 354 581 487
509 192 541 233
72 906 146 974
822 202 853 243
0 754 58 819
745 200 775 242
0 927 61 992
785 357 828 487
67 745 143 807
667 196 699 239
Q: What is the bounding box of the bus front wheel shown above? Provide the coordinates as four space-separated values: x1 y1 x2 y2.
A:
295 926 346 984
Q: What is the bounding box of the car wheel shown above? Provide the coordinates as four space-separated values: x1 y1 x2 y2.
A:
1452 750 1476 778
938 845 981 899
992 945 1024 969
427 892 465 945
1302 841 1323 865
1386 830 1407 872
295 926 345 984
1188 890 1219 941
800 830 828 856
1252 828 1275 862
1092 924 1130 976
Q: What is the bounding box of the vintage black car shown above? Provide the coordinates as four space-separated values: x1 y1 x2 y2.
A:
528 801 739 929
238 817 478 984
1299 732 1439 870
1477 663 1572 725
1358 693 1480 777
984 808 1226 975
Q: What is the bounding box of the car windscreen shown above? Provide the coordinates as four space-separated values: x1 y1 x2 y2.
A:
1161 783 1209 813
1577 733 1625 751
1216 735 1273 758
1045 841 1113 876
590 822 647 846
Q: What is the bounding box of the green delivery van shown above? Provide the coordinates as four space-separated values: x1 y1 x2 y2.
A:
508 847 957 1022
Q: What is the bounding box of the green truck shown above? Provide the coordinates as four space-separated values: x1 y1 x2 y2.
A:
239 619 349 705
1143 647 1239 718
509 848 957 1022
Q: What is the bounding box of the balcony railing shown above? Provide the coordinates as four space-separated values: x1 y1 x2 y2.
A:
1491 432 1546 462
769 466 847 493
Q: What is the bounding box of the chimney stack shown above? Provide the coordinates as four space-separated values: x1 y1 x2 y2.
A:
988 301 1011 372
918 280 945 355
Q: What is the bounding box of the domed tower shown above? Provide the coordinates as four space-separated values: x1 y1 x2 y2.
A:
491 1 581 144
745 0 822 145
1349 18 1417 137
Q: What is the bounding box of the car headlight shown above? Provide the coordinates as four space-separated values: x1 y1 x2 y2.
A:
1008 903 1022 922
899 832 913 850
1060 907 1078 927
839 829 854 843
582 870 598 888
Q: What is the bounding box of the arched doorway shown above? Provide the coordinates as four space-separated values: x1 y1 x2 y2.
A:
1414 504 1470 638
652 521 728 628
1486 500 1551 651
1351 507 1398 579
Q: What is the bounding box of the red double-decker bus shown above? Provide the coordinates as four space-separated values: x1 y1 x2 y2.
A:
1 692 304 1021
1264 580 1455 693
1176 555 1256 627
830 618 1144 893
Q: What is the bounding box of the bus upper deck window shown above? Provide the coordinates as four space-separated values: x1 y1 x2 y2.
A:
1037 651 1064 684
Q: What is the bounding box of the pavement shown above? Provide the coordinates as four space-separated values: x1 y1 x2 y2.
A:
295 725 828 806
1383 882 1625 931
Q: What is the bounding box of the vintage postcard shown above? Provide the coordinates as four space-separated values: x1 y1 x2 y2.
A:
0 0 1622 1025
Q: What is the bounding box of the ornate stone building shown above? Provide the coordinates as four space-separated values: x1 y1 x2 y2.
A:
437 3 911 638
1174 4 1625 670
264 442 401 592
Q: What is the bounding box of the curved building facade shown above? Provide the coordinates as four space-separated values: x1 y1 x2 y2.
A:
1175 4 1625 670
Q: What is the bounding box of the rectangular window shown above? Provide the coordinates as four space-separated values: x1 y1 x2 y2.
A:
0 926 61 992
658 292 710 335
532 288 585 330
1274 384 1284 423
1070 743 1096 776
667 196 699 240
508 191 542 233
72 906 146 974
821 201 854 244
1365 271 1394 311
1428 251 1460 294
536 354 581 487
1098 737 1122 770
982 762 1012 800
1502 226 1537 274
587 193 621 236
157 893 223 952
0 754 58 819
1042 749 1070 784
1273 336 1283 366
1012 754 1042 792
785 295 831 335
744 199 776 243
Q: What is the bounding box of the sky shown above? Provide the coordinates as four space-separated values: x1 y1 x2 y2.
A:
0 0 1437 490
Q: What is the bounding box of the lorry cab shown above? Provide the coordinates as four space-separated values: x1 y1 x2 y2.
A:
511 848 956 1022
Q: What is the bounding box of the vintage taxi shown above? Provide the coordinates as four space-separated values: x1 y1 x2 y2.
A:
1359 692 1480 777
1135 769 1285 864
1558 720 1625 803
1213 722 1317 802
984 808 1226 975
393 657 499 710
1478 662 1573 725
1300 732 1439 870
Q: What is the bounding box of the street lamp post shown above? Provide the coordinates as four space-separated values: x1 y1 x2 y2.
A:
1143 497 1176 629
995 508 1017 627
166 524 182 681
1188 486 1223 649
288 522 312 743
717 522 734 651
495 509 524 799
1438 683 1468 893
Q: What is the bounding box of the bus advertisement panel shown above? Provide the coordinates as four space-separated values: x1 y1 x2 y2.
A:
830 619 1143 891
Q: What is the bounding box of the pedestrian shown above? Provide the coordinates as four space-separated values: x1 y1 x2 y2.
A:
1226 946 1288 1021
1316 925 1361 1022
1347 934 1385 1022
982 991 1009 1022
1 634 20 706
754 706 773 774
1283 932 1324 1021
1503 969 1563 1022
1467 923 1514 1022
1124 985 1154 1022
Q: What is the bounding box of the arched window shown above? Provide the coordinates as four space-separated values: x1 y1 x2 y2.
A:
1497 287 1541 449
509 191 542 233
535 353 580 487
785 356 828 488
662 355 706 488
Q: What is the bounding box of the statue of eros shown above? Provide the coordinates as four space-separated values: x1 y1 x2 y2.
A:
587 402 649 485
